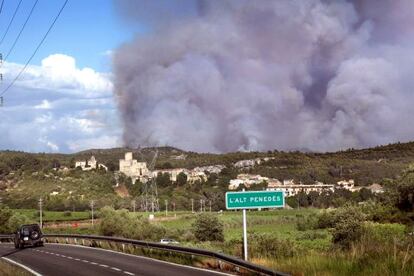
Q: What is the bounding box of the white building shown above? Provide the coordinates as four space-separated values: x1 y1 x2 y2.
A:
267 182 334 197
75 156 107 171
152 168 187 182
193 165 225 174
337 179 355 190
119 152 150 183
229 179 244 190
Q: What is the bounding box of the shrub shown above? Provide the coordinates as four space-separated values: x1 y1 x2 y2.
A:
332 219 364 249
98 206 166 241
296 215 317 231
192 213 224 242
63 211 72 217
0 207 13 233
316 211 335 229
249 233 298 259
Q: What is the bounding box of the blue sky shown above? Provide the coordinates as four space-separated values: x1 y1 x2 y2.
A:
0 0 141 72
0 0 146 153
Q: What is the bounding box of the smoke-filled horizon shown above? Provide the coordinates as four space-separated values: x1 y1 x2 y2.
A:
113 0 414 153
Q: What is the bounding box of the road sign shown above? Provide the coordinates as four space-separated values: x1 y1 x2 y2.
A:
225 190 284 210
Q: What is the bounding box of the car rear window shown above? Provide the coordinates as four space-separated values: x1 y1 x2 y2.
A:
21 227 30 235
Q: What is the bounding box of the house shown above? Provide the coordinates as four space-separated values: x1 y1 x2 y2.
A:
152 168 187 182
267 181 334 197
337 179 355 190
75 156 108 172
228 179 244 190
193 165 225 174
367 183 384 194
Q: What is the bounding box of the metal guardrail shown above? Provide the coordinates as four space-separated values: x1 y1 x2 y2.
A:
0 234 289 276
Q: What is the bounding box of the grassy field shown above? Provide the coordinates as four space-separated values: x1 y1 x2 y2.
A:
12 208 413 275
13 209 90 222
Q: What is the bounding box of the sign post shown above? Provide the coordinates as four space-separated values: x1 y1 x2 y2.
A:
225 190 284 261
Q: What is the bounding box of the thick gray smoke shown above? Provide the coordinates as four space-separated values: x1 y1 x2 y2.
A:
113 0 414 153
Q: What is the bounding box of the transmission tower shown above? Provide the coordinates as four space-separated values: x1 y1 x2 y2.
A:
137 147 159 213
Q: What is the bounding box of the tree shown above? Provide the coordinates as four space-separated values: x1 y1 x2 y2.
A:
192 213 224 242
0 206 13 233
394 166 414 212
176 172 187 186
156 173 172 188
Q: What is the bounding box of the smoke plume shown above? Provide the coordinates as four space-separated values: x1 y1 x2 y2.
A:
113 0 414 153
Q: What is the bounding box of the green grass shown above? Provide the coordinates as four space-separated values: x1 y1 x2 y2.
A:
13 209 90 222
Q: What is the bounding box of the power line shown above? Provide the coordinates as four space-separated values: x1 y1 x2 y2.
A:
0 0 23 47
4 0 39 61
0 0 4 15
0 0 69 97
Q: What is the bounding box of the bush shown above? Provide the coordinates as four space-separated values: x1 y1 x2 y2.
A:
332 218 364 249
63 211 72 217
98 206 166 241
0 207 13 233
327 205 366 249
192 213 224 242
316 211 335 229
296 215 317 231
249 233 298 259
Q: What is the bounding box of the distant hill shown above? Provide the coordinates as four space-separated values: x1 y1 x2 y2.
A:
1 141 414 210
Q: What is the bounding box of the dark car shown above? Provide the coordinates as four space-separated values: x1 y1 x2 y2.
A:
14 224 44 249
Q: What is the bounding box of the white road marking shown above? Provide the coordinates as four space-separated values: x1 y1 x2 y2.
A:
49 243 231 276
82 260 89 263
124 271 135 275
99 264 109 268
111 267 122 271
90 262 98 265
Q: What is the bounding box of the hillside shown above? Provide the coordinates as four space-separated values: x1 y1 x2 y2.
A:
1 141 414 210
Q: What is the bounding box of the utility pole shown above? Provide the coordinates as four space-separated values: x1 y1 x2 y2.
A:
209 200 212 212
173 202 176 217
132 199 136 213
242 189 248 261
165 199 168 216
90 200 95 226
151 199 154 214
191 199 194 213
200 199 203 212
39 198 43 229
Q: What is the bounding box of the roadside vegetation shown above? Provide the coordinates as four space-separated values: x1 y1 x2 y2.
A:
0 260 32 276
1 143 414 274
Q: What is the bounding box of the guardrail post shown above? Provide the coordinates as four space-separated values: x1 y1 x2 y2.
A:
122 243 125 252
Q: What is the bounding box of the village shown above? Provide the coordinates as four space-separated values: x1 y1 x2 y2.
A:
74 152 384 197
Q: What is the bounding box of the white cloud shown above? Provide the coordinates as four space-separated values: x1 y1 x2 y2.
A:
3 54 113 97
34 100 52 109
0 54 121 153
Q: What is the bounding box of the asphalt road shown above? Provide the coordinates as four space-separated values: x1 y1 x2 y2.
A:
0 243 229 276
